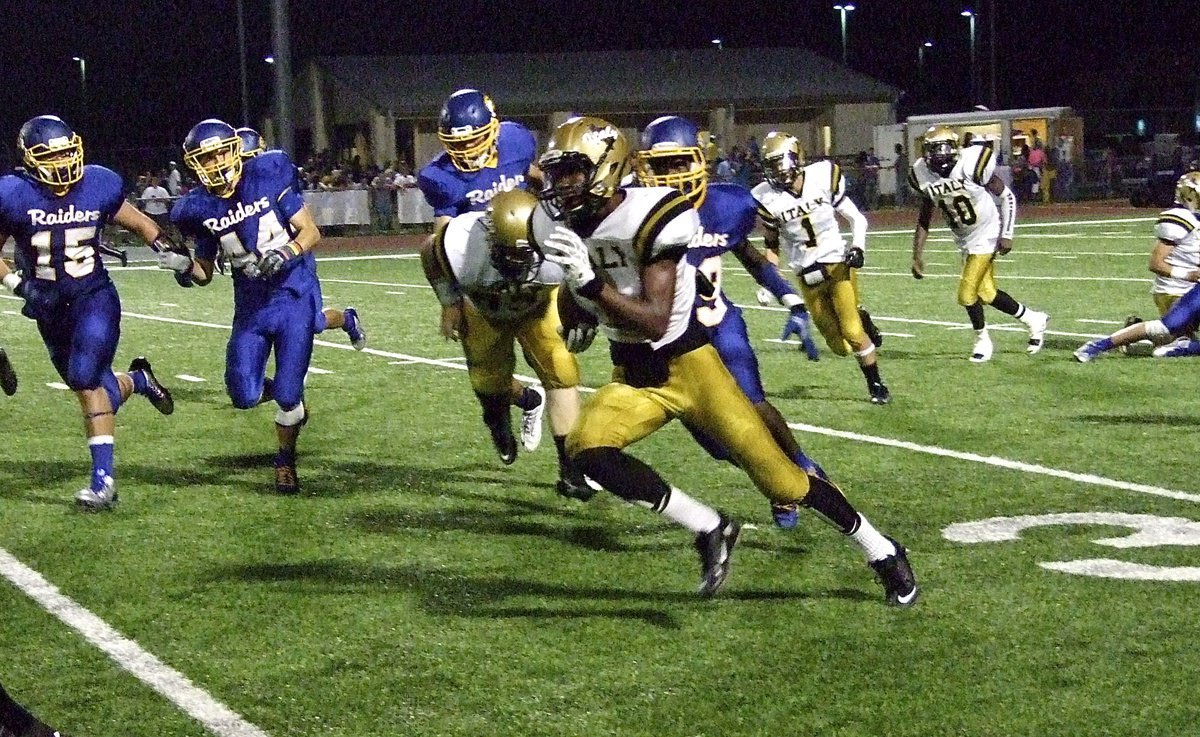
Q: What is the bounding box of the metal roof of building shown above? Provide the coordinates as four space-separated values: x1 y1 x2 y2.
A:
306 47 899 119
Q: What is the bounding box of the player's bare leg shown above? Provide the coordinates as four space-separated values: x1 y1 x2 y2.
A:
75 388 119 510
322 307 367 350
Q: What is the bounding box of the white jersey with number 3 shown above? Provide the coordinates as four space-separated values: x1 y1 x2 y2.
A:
910 145 1001 255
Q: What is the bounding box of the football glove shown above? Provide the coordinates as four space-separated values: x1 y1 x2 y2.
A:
560 323 598 353
17 278 59 321
258 242 303 278
543 226 600 297
844 247 865 269
781 305 820 361
756 286 775 306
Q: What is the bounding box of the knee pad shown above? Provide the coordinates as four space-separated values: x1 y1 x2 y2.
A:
275 402 307 427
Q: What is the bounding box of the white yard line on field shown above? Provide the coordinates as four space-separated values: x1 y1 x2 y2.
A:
0 549 270 737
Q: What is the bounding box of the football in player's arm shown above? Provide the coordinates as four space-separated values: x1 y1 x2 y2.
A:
753 131 891 404
910 126 1049 362
0 115 177 510
419 188 591 499
166 118 326 494
537 116 916 605
1075 172 1200 362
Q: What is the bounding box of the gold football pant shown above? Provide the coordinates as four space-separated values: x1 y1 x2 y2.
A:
1155 293 1181 317
567 344 810 504
958 253 998 306
462 287 580 395
798 263 867 356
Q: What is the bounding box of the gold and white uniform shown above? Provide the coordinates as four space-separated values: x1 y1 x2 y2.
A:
535 187 813 504
751 159 866 273
1153 207 1200 299
434 210 579 393
909 144 1005 254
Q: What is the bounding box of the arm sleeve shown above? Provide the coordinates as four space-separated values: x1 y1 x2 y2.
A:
264 153 305 219
994 184 1016 239
835 194 868 249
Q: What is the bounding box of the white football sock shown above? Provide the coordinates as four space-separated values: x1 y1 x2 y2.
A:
850 514 898 562
660 487 721 534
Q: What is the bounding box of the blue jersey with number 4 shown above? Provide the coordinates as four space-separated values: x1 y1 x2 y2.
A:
0 165 124 298
417 121 537 218
171 150 317 311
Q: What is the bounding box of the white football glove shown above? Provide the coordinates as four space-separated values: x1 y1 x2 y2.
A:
542 226 597 292
559 323 598 353
157 250 192 274
755 286 775 306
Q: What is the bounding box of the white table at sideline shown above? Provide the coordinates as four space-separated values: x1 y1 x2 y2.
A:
302 189 371 226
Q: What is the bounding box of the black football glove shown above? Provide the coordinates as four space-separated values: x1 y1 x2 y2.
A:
844 247 865 269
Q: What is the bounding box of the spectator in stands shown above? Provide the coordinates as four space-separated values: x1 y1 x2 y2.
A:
862 148 881 210
370 167 398 231
892 142 910 206
166 160 182 196
139 175 172 233
1028 141 1047 199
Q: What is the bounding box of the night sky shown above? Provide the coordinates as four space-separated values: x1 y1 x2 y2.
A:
0 0 1193 162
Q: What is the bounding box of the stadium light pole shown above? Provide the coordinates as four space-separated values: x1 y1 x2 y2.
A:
270 0 294 155
962 9 977 105
833 4 855 65
918 41 933 73
236 0 249 127
71 57 87 127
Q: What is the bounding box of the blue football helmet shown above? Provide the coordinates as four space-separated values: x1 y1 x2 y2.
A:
235 127 264 159
636 116 709 207
18 115 84 193
183 119 242 196
437 89 499 172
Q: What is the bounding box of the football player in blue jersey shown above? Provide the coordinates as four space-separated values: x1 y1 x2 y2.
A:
418 89 547 451
636 115 827 529
0 115 177 510
166 118 327 494
234 126 366 350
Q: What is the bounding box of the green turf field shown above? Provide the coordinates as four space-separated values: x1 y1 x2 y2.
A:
4 212 1200 737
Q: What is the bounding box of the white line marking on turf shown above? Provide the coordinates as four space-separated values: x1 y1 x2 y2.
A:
0 548 270 737
159 302 179 307
175 374 207 382
1051 256 1078 260
307 367 333 374
320 278 429 289
46 382 69 390
785 422 1200 504
1078 319 1123 325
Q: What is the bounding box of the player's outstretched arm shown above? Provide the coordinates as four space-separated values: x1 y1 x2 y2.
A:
419 226 465 341
985 174 1016 254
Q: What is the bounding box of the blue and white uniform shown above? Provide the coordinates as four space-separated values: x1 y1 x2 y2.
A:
171 150 318 411
0 165 127 406
418 121 537 218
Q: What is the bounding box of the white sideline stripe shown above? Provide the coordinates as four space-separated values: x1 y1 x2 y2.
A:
159 302 179 307
107 309 1191 504
46 382 69 390
0 548 270 737
175 374 206 382
321 278 429 289
306 367 333 374
1078 318 1123 325
785 422 1200 504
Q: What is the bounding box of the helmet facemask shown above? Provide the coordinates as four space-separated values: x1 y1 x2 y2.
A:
764 151 802 191
635 148 708 207
186 136 244 197
924 140 958 177
439 117 499 172
22 133 84 194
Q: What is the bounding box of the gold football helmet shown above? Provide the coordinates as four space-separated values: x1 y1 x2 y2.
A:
538 116 631 224
485 188 541 281
761 131 805 190
1176 171 1200 212
922 126 960 177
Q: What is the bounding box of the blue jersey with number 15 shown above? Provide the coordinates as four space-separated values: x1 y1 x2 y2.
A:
0 165 125 298
171 150 317 310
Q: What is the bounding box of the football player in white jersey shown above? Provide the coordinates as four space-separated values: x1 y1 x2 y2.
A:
1075 172 1200 361
537 116 916 605
752 132 891 404
420 189 593 499
910 126 1049 362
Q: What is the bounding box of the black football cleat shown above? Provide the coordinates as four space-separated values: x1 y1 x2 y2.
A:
869 536 918 607
486 418 518 465
0 348 17 396
129 356 174 415
869 381 891 405
859 307 883 348
694 514 741 598
556 474 600 502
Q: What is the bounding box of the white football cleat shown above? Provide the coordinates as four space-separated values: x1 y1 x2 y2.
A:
1025 310 1049 354
75 475 117 511
520 385 546 452
970 331 993 363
